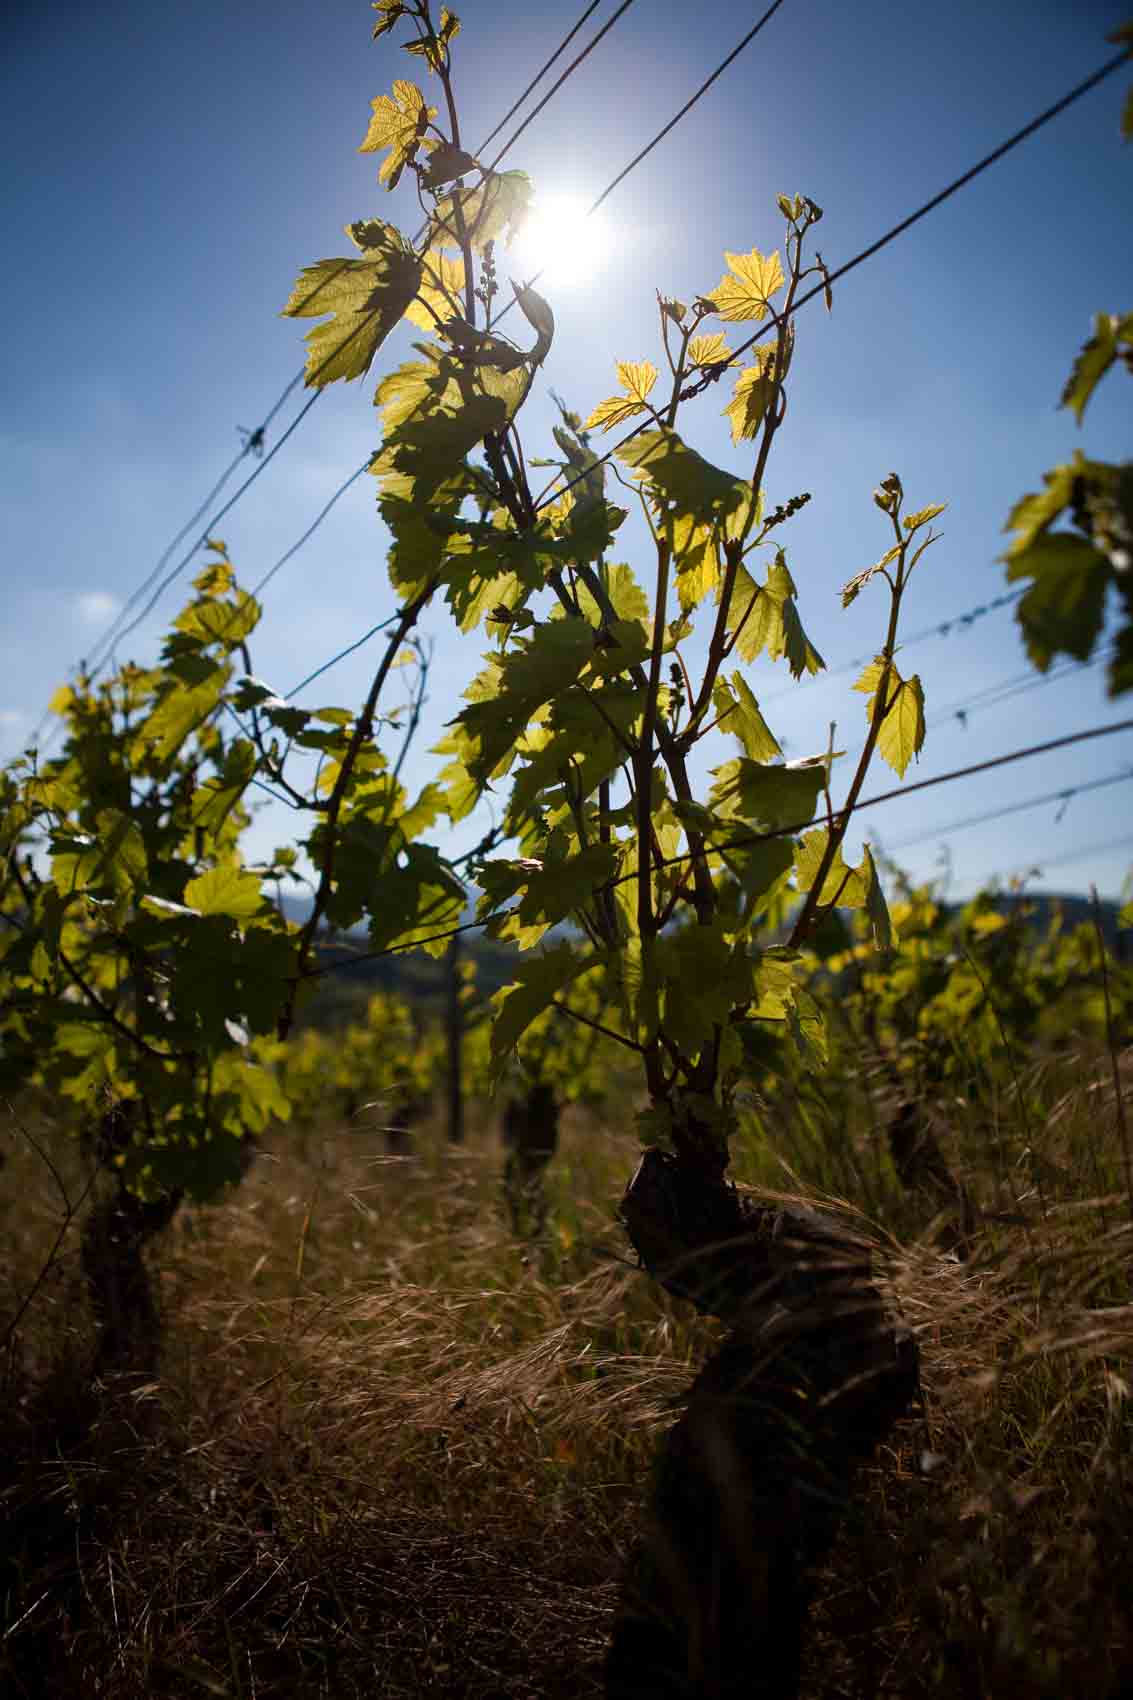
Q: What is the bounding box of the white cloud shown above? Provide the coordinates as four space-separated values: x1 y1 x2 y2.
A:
74 590 121 626
0 709 26 727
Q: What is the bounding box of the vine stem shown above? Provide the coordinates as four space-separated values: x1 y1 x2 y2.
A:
284 578 439 1037
634 532 673 1098
788 506 912 951
549 997 642 1054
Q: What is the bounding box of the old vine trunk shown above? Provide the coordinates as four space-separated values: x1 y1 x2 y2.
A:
605 1147 918 1700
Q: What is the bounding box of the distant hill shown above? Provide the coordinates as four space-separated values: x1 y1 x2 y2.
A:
285 888 1126 1029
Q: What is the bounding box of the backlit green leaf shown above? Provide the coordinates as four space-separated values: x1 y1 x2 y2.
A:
283 232 424 388
1007 532 1111 672
723 346 782 444
139 669 228 762
1060 312 1131 423
490 942 597 1071
708 247 785 322
434 170 533 251
359 79 436 189
854 657 925 777
794 830 868 908
862 843 893 951
584 361 658 433
712 673 781 761
902 502 947 533
708 758 823 833
183 865 266 921
404 248 466 332
688 332 732 368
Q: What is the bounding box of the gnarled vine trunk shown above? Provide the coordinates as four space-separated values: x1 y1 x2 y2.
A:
605 1147 918 1700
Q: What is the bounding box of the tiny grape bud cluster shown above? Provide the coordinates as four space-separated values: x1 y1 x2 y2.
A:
764 491 812 531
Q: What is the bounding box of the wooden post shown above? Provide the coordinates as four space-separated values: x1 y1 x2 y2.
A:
446 934 464 1144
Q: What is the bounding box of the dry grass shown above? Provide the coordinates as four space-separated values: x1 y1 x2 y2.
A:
2 1060 1132 1698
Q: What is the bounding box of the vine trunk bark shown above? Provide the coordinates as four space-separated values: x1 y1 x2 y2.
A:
605 1146 918 1700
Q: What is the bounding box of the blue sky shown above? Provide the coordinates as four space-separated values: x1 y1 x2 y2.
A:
3 0 1131 902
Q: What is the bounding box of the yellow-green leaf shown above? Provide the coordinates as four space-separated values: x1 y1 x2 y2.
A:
719 671 781 761
371 0 409 40
709 247 785 322
404 249 465 332
584 361 658 433
688 332 732 368
585 393 648 432
283 237 423 388
854 658 925 778
723 346 781 444
617 360 657 403
793 830 868 908
433 170 533 252
840 543 901 609
1060 312 1131 423
861 843 893 950
183 865 266 921
902 502 947 532
359 79 436 190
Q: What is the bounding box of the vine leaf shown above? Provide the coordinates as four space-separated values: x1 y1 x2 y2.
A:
708 246 785 322
404 249 466 332
283 226 423 387
420 140 478 190
854 657 925 778
1060 311 1133 424
359 79 436 189
712 673 781 761
573 561 651 633
511 279 555 365
481 842 618 938
902 501 947 533
434 170 533 252
656 924 753 1056
192 741 258 835
139 667 229 763
688 332 733 368
585 361 659 433
723 345 783 444
404 7 462 74
371 1 410 40
183 865 267 921
840 544 900 609
51 809 147 898
862 843 894 951
1001 461 1104 555
490 942 598 1076
1006 531 1111 672
708 757 823 832
615 427 756 610
793 829 869 908
729 552 824 676
452 618 596 780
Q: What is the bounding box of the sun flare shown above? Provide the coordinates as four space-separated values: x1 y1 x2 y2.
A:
509 191 613 292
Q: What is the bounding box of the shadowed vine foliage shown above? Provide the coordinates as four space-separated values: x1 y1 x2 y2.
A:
0 1 943 1686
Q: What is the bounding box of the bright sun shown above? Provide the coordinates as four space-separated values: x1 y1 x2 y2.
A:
508 191 613 292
